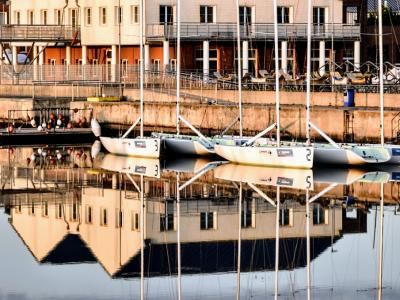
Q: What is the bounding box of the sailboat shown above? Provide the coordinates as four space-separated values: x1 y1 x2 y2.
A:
214 0 314 168
95 0 160 158
311 0 390 165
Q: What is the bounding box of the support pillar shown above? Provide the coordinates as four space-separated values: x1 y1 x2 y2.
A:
111 44 117 82
12 45 17 67
144 44 150 71
33 46 38 80
281 41 287 73
82 45 87 65
242 40 249 75
163 40 170 70
319 40 326 76
66 46 71 65
38 46 44 81
203 40 209 77
354 40 360 71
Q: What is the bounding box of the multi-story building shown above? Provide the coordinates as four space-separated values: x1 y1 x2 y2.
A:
7 0 362 78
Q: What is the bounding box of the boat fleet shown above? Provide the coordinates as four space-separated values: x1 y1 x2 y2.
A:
91 0 399 170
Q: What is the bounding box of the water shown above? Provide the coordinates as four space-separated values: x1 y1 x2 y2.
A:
1 145 400 299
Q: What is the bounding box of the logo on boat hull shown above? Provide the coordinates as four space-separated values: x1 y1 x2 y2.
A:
135 141 146 148
277 177 294 186
135 165 147 174
277 149 293 157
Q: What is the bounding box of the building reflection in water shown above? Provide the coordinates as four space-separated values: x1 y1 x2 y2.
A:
1 148 397 298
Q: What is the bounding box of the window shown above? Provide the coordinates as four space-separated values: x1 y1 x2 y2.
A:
131 212 140 230
195 48 218 72
0 12 7 25
71 203 78 221
346 6 358 24
160 213 174 231
121 59 128 76
85 206 93 224
152 59 160 72
41 10 48 25
170 59 177 72
200 6 214 23
131 5 139 24
70 9 78 26
100 208 108 226
277 7 289 24
279 208 292 226
16 201 22 213
313 7 325 24
313 205 327 225
100 7 107 25
115 6 123 25
239 6 252 25
159 5 173 24
200 212 216 230
42 202 48 217
54 9 62 25
14 11 21 25
28 11 34 25
85 8 92 26
29 203 35 215
115 210 123 228
56 203 63 219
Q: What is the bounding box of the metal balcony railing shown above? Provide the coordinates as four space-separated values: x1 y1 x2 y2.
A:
147 23 361 41
0 25 80 42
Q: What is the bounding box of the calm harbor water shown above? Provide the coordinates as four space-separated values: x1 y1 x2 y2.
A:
1 145 400 299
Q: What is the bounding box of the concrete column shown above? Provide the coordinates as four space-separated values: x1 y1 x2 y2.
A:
242 40 249 75
144 44 150 71
12 46 17 66
38 46 44 65
319 40 326 76
66 46 71 65
33 46 38 80
281 40 287 73
354 40 360 71
111 44 117 81
203 40 209 77
163 40 170 70
82 45 87 65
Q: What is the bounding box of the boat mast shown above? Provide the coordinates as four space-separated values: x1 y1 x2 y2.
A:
273 0 280 145
378 0 384 146
139 0 144 138
235 0 243 138
176 0 181 135
305 0 312 144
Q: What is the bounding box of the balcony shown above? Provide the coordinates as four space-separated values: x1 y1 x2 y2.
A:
0 25 80 42
147 23 360 41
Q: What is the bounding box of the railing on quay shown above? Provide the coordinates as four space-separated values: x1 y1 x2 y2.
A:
147 22 361 41
0 25 80 42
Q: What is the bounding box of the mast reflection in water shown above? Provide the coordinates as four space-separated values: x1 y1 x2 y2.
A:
0 146 400 299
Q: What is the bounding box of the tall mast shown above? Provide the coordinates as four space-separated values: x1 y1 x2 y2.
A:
235 0 243 138
139 0 144 138
273 0 280 145
378 0 384 146
305 0 312 144
176 0 181 135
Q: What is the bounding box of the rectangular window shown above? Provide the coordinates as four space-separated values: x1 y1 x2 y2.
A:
42 202 48 217
0 12 7 25
279 208 292 226
85 206 93 224
70 9 78 26
54 9 62 25
41 10 48 25
100 208 108 226
346 6 358 24
131 5 139 24
159 5 173 24
100 7 107 25
29 203 35 215
277 7 290 24
200 6 214 23
313 7 325 24
15 11 21 25
115 6 123 25
200 212 216 230
85 8 92 26
160 213 174 231
131 212 140 230
313 205 328 225
56 203 62 219
28 10 34 25
239 6 252 25
115 210 123 228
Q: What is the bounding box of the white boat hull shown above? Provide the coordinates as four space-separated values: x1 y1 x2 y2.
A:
214 144 313 169
383 145 400 164
214 163 313 190
159 134 214 156
101 154 160 178
100 136 160 158
314 144 390 165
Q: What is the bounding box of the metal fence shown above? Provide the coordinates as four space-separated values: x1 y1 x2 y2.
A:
0 25 80 42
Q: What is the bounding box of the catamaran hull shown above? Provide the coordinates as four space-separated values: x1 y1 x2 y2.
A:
162 136 214 156
314 145 390 165
100 136 161 158
214 144 313 169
